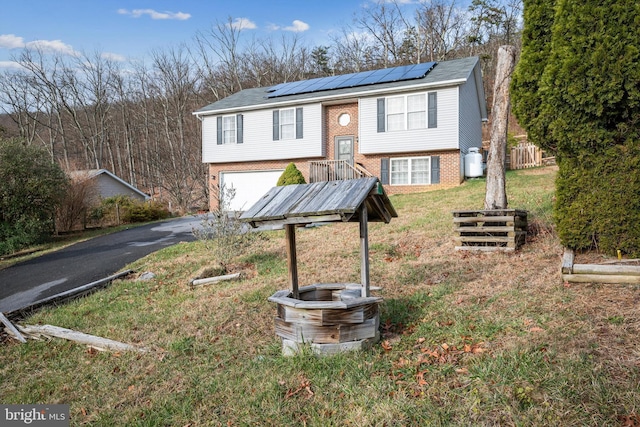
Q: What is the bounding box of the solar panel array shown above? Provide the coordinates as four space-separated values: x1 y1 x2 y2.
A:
266 62 437 98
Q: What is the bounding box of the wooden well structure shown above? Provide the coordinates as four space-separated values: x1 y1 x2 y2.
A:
240 177 397 355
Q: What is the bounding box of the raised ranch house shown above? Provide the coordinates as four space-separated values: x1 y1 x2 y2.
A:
194 56 487 211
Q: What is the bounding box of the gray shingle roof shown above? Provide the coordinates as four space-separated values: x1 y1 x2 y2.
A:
194 56 479 115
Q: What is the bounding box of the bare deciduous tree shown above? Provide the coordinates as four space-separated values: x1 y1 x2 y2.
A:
352 0 411 68
485 45 516 210
416 0 467 61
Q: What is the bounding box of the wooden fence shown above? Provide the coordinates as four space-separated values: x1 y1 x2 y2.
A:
510 142 543 170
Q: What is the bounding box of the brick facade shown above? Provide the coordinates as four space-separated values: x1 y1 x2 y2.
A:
207 101 463 209
323 103 462 195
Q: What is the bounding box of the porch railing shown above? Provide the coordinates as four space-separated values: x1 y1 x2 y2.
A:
308 160 372 183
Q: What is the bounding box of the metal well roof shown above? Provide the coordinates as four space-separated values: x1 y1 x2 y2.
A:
239 177 397 228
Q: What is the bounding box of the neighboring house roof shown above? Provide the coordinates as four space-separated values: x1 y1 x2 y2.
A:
194 56 486 119
69 169 150 201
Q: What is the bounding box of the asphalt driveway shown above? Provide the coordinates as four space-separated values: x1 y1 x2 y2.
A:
0 216 203 314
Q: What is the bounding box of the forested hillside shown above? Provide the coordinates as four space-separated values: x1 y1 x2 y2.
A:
0 0 522 212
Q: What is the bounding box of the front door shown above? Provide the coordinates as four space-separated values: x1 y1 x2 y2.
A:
335 136 354 165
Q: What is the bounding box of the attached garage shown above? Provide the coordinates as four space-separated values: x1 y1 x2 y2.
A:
220 170 284 211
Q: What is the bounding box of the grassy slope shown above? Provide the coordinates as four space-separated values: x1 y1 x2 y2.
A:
1 167 639 426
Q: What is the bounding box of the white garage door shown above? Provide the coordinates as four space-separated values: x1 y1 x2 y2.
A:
220 170 284 211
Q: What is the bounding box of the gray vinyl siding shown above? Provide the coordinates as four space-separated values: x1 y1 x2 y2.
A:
358 86 459 155
458 76 483 154
202 103 323 163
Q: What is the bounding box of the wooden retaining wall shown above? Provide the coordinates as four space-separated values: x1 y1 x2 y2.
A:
453 209 527 252
561 249 640 284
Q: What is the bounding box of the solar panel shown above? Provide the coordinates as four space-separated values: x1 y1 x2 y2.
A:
266 82 287 93
382 70 408 82
266 61 437 98
312 75 341 91
334 75 366 89
403 62 436 79
357 69 391 85
290 77 324 94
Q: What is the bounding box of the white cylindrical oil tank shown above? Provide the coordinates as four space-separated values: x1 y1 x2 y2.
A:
465 147 484 178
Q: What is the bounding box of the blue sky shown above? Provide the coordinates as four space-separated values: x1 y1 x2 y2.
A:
0 0 401 69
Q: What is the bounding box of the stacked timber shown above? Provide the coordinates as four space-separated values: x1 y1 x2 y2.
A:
561 249 640 284
453 209 527 252
268 283 381 356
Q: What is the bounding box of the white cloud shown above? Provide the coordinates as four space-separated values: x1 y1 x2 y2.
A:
228 17 257 30
0 60 24 70
118 9 191 20
101 52 126 62
0 34 80 57
282 20 310 32
26 39 79 56
0 34 25 49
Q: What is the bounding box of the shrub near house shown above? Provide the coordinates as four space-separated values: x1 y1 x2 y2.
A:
0 138 68 255
90 196 170 226
277 163 306 186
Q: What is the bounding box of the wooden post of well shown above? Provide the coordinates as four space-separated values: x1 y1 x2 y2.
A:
359 204 370 297
285 224 299 299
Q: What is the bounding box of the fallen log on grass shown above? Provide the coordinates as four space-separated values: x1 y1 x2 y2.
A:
190 272 241 287
16 324 149 353
0 312 26 343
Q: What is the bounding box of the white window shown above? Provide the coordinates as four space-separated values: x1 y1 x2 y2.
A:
386 96 405 131
280 108 295 140
410 157 430 183
222 116 236 144
390 159 408 185
382 92 436 132
390 157 431 185
407 94 426 129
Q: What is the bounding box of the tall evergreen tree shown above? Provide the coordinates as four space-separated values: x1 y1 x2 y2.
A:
538 1 640 155
510 0 556 151
520 0 640 255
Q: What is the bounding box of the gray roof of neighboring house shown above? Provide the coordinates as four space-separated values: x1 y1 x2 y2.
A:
194 56 482 116
69 169 150 200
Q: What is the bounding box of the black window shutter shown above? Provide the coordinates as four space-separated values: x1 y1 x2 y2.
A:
216 116 222 145
377 98 385 133
236 114 243 144
431 156 440 184
296 107 303 139
273 110 279 141
428 92 437 128
380 158 390 185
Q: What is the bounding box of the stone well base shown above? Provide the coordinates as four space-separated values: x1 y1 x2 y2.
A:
268 283 381 356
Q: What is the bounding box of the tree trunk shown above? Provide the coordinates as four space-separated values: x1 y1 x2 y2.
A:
484 45 516 211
